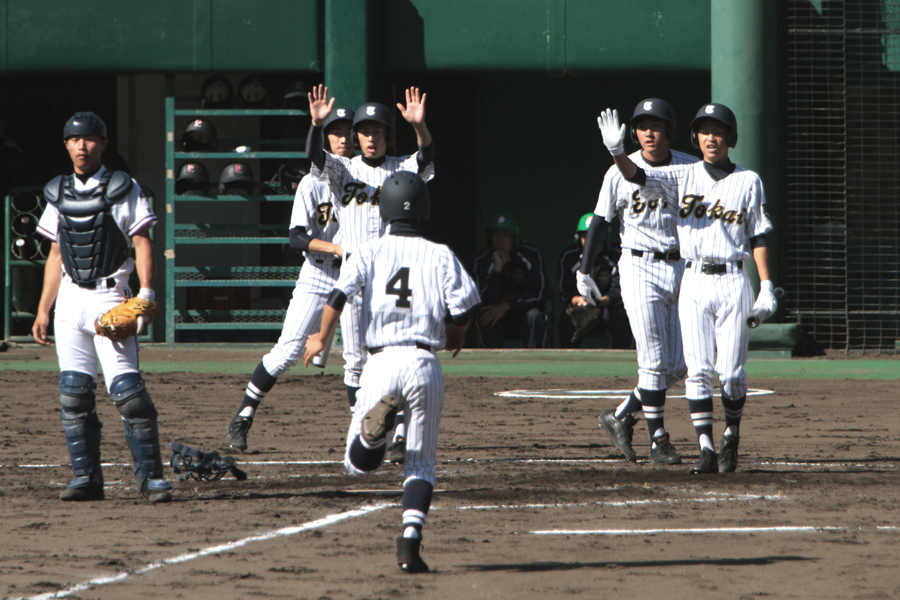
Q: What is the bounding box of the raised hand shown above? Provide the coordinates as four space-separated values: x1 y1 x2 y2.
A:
308 84 335 126
397 87 427 126
597 108 626 156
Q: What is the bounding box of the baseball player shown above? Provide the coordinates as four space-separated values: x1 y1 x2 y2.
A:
598 104 777 473
225 108 356 451
307 84 434 461
578 99 697 464
473 213 550 348
31 112 172 503
304 171 479 573
557 213 632 349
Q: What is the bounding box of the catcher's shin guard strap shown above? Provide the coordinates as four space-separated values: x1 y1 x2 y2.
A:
169 442 247 481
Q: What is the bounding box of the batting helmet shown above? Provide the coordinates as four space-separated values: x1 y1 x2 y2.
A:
353 103 394 142
219 162 254 196
691 103 738 149
575 213 594 242
486 212 521 237
64 112 107 140
323 107 355 131
630 98 676 145
175 162 210 195
379 171 430 222
182 118 218 152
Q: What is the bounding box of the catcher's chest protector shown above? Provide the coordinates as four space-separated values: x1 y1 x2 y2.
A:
44 171 132 283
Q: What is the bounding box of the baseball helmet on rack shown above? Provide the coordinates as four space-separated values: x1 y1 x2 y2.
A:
380 171 430 222
691 103 738 149
182 118 218 152
219 162 254 196
200 75 234 109
352 103 394 143
282 78 309 108
175 162 210 195
63 112 107 140
630 98 677 145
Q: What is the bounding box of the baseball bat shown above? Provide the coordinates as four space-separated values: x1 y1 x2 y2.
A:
747 287 785 329
311 328 335 368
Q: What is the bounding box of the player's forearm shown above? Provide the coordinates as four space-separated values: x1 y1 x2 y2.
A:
411 122 432 148
132 231 155 290
578 216 609 274
36 243 63 315
752 246 771 281
305 126 326 171
612 153 638 180
307 239 341 257
319 304 342 340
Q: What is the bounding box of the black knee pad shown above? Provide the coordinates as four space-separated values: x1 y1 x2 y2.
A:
59 371 97 417
110 372 158 423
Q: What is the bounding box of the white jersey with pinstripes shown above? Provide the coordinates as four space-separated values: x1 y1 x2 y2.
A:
594 151 697 391
260 175 341 378
316 154 435 254
338 233 480 487
638 161 773 402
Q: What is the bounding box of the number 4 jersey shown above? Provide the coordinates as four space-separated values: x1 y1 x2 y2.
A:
335 233 480 350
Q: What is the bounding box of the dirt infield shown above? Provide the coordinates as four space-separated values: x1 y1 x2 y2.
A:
2 366 899 600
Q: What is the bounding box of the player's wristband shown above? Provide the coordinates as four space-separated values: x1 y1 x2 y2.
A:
138 288 156 302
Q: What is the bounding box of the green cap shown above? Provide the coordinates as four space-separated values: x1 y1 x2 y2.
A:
487 212 521 237
576 213 594 233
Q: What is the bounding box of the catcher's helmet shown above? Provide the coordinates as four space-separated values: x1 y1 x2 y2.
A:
487 212 521 237
353 102 394 142
691 103 738 149
64 112 107 140
182 118 218 152
575 213 594 242
380 171 430 222
630 98 676 145
175 162 210 195
219 162 254 196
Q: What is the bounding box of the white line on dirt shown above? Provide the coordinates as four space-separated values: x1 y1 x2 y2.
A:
531 526 847 535
457 493 786 511
17 504 390 600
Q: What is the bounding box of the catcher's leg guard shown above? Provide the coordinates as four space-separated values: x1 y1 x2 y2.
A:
111 373 172 503
59 371 104 501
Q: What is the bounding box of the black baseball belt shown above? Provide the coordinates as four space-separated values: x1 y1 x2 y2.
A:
75 277 116 290
631 249 681 262
368 342 433 355
686 260 743 274
313 257 342 268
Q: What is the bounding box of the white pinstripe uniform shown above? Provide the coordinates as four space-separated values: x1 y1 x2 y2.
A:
256 174 341 381
336 234 479 490
637 162 772 402
36 167 155 384
315 154 435 387
596 149 698 392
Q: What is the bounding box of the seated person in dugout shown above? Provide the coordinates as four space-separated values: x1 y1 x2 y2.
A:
473 212 550 348
557 213 633 349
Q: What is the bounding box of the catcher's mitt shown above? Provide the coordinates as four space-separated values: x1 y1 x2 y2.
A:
169 442 247 482
567 305 605 344
94 297 158 342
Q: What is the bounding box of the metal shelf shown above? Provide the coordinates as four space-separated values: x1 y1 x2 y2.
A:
172 194 294 202
174 309 287 329
173 266 300 287
173 224 288 244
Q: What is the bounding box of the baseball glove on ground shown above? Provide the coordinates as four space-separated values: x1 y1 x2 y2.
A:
94 297 158 342
567 305 604 344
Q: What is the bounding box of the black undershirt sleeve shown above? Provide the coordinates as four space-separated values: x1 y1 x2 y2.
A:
416 142 436 174
624 167 647 187
578 215 610 274
305 126 326 171
749 234 767 249
447 307 474 328
326 289 347 311
289 226 312 251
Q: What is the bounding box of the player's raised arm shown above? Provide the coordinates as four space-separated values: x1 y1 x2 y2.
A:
598 109 639 180
397 87 431 147
306 84 335 171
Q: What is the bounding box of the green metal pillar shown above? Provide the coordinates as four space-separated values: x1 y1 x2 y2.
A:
324 0 370 110
710 0 781 289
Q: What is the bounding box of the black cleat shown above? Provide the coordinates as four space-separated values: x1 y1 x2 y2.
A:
599 409 637 462
60 475 104 501
718 432 740 473
689 448 719 474
226 414 253 451
390 436 406 465
362 396 400 447
141 480 173 504
396 536 429 573
650 432 682 464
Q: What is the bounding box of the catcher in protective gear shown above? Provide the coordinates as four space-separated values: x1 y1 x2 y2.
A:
95 296 159 342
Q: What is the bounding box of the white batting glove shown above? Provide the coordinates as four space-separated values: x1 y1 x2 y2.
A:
136 288 156 336
597 108 626 156
751 280 778 322
576 271 602 306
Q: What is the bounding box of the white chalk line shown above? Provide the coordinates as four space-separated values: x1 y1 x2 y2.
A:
457 493 787 511
495 388 776 400
16 503 390 600
531 526 847 536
